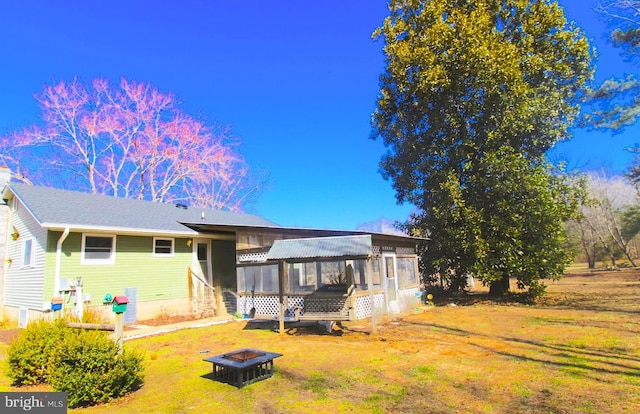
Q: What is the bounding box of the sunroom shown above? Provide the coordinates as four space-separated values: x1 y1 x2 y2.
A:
234 234 421 323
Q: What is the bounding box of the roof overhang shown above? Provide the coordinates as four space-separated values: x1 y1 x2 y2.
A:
181 222 427 245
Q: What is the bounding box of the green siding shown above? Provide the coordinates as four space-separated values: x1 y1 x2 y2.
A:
45 231 192 304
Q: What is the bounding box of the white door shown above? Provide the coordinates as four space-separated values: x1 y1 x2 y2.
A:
383 254 400 314
193 239 212 286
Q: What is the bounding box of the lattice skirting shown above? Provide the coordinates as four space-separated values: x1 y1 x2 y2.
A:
236 296 304 317
236 294 385 320
354 294 385 319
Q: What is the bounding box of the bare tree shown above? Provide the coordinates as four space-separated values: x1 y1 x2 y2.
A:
0 78 264 211
579 172 639 267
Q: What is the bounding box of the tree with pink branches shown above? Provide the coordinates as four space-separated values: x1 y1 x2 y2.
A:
0 78 263 211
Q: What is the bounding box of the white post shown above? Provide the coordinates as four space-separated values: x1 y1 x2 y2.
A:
75 277 83 321
366 257 377 335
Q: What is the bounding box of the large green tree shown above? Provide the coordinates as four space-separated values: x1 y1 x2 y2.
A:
372 0 593 296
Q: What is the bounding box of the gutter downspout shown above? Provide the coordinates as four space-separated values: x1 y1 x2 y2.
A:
54 227 70 297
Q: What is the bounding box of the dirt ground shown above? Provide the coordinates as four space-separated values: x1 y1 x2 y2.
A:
0 326 17 344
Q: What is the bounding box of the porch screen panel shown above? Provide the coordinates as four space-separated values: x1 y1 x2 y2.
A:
260 264 278 292
371 259 382 287
237 264 278 293
289 262 317 293
319 261 345 286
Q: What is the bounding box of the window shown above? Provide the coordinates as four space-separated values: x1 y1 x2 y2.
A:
385 257 395 279
22 238 34 267
197 242 208 261
237 264 279 293
82 235 115 264
397 257 418 288
153 238 174 256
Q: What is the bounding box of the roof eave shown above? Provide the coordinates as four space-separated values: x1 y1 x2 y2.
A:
41 222 199 237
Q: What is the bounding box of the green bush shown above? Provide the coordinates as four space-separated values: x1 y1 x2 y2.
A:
6 317 144 408
47 330 144 408
6 318 73 385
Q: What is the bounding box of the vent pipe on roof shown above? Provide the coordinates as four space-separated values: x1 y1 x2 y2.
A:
201 211 205 221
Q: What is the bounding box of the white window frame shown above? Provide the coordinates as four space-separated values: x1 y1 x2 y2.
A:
153 237 174 257
81 234 116 265
21 238 34 268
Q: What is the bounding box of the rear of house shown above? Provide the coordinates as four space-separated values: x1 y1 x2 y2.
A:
0 180 423 327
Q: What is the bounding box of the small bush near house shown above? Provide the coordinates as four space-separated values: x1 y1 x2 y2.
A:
6 318 73 385
48 330 144 408
6 317 144 408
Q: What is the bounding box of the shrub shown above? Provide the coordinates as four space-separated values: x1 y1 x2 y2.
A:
6 318 73 385
7 317 145 408
47 330 144 408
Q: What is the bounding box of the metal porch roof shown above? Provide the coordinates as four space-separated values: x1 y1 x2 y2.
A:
265 235 372 260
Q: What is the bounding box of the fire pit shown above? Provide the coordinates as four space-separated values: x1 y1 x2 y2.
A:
224 349 264 363
203 348 283 388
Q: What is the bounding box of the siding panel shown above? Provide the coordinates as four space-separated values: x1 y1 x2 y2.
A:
48 232 192 306
3 200 47 310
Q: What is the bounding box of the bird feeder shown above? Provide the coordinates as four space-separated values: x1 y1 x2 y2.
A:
111 296 129 313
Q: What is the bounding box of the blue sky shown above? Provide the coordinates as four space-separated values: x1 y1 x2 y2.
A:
0 1 637 230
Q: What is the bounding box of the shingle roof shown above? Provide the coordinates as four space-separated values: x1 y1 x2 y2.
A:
265 235 372 260
4 183 277 235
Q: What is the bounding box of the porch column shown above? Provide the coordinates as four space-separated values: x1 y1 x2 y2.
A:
366 256 377 335
278 260 287 334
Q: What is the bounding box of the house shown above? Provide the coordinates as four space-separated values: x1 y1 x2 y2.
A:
0 175 422 327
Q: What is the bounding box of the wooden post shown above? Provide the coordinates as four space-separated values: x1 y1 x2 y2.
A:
67 322 115 331
187 268 194 311
278 260 286 334
215 280 223 317
114 312 124 355
366 257 377 335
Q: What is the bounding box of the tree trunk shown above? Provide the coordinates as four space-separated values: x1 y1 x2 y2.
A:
489 274 510 296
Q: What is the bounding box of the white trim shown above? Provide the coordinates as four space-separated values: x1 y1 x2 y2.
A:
153 237 175 257
81 233 116 265
193 238 213 286
42 223 197 237
382 253 400 314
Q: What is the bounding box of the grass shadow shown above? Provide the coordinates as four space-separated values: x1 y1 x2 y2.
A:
400 320 640 384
